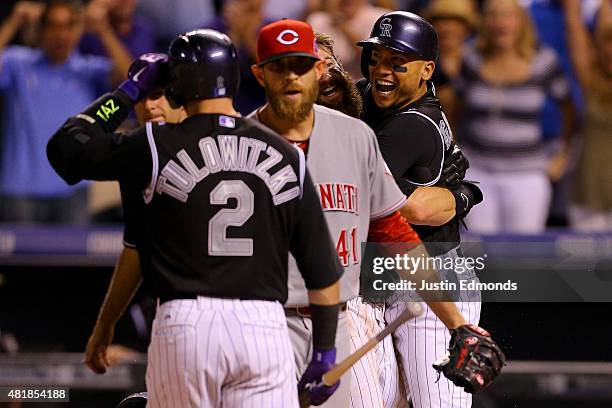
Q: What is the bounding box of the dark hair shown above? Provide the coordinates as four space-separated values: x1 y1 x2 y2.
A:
39 0 83 26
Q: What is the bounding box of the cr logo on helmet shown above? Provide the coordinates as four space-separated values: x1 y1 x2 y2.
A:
379 18 392 37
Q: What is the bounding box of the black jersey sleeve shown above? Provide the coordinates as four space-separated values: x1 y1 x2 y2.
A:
47 90 152 189
377 115 438 196
290 170 343 290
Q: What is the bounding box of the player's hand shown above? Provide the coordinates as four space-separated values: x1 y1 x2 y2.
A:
84 325 114 374
298 348 340 406
442 144 469 187
118 53 169 103
433 324 506 393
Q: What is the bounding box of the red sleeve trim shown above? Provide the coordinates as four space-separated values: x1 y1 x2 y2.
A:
368 211 421 245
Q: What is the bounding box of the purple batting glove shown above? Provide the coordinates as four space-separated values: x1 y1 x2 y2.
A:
298 348 340 406
119 53 169 102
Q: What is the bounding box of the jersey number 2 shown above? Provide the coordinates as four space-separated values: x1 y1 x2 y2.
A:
208 180 254 256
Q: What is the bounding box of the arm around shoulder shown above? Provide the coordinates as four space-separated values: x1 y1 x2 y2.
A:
401 186 456 226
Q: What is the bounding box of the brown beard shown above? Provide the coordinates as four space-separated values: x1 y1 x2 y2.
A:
317 68 363 118
265 77 319 123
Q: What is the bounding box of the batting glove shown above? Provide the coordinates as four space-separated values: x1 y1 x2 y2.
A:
298 348 340 406
118 53 169 103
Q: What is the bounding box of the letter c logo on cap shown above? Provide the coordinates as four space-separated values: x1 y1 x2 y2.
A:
276 29 299 45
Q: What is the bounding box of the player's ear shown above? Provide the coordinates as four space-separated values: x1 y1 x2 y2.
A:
421 61 435 81
314 60 326 81
251 64 265 87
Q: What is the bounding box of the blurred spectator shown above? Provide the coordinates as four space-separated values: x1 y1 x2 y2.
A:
564 0 612 231
522 0 586 227
0 0 132 224
137 0 214 48
425 0 479 79
202 0 270 115
307 0 389 79
454 0 574 234
423 0 479 117
264 0 318 20
79 0 155 58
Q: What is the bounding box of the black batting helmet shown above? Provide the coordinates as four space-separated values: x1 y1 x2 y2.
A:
165 29 240 108
357 11 439 79
115 392 147 408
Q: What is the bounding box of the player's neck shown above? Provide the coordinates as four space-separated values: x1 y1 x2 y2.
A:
184 98 240 117
396 83 428 111
257 104 314 142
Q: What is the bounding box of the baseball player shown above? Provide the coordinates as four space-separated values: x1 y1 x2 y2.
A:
249 19 476 408
314 31 408 408
357 11 503 407
314 30 493 408
47 29 344 407
84 83 186 374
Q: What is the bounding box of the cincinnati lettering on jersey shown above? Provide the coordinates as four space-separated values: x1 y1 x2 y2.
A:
318 183 358 214
156 135 300 205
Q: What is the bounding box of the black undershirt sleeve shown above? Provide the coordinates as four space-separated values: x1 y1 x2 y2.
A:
376 115 438 197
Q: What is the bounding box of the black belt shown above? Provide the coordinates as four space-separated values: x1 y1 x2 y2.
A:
158 293 198 305
286 302 348 318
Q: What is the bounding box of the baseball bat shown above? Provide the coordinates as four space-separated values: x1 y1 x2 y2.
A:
299 302 424 408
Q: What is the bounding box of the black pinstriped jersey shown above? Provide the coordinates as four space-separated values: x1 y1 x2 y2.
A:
358 80 460 254
49 111 342 302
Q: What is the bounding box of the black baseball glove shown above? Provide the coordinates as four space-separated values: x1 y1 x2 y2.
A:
433 324 506 394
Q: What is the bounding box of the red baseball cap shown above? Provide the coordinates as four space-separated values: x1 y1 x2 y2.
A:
257 19 320 66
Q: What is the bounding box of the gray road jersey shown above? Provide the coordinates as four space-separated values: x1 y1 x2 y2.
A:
250 105 406 306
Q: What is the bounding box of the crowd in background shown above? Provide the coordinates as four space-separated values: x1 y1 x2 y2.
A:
0 0 610 233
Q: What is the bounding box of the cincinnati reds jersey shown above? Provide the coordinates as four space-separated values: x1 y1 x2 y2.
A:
251 105 406 306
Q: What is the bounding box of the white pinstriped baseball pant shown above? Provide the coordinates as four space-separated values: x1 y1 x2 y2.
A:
146 297 298 408
347 297 409 408
386 246 482 408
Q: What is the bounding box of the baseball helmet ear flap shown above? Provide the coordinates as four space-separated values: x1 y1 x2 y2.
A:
165 63 189 109
360 45 373 80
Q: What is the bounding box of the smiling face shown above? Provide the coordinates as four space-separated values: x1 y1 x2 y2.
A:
367 44 434 110
252 56 324 122
316 44 363 117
